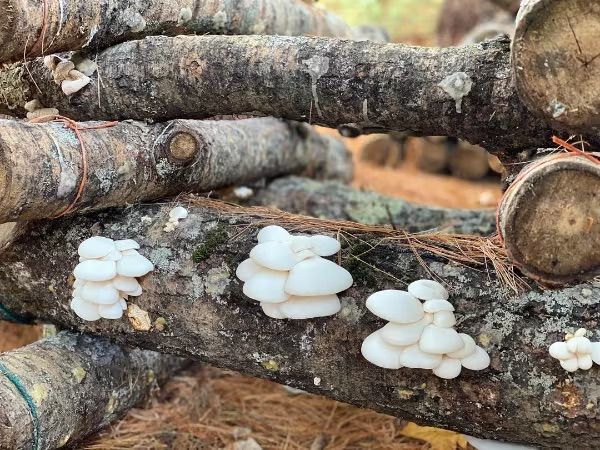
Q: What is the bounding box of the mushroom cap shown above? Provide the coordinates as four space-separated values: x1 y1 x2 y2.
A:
169 206 188 220
243 269 290 303
285 257 353 296
236 258 262 282
560 357 579 373
549 342 573 360
295 249 318 262
422 299 454 313
70 296 101 321
112 275 141 293
80 281 120 305
116 253 154 277
260 302 287 319
407 279 449 301
279 294 341 319
114 239 140 251
119 298 128 310
250 241 297 271
578 354 593 370
365 290 424 323
125 285 143 297
433 357 462 379
74 260 117 282
461 346 490 371
309 235 340 256
361 330 404 369
78 236 116 259
447 333 477 359
257 225 290 243
290 236 313 252
380 317 428 346
98 302 124 320
419 325 464 355
432 310 456 328
100 248 123 261
399 344 443 369
61 73 91 95
566 336 592 354
591 342 600 365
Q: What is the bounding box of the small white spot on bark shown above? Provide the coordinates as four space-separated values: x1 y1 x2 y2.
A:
549 99 567 118
438 72 473 114
313 377 321 386
303 55 330 118
362 99 369 122
178 7 193 25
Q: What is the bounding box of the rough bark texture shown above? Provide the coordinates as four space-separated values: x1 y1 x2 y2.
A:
512 0 600 134
0 331 186 450
498 154 600 285
0 0 356 64
0 117 351 223
0 35 553 156
251 176 496 235
0 202 598 448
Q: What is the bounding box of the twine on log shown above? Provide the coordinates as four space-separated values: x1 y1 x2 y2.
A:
27 0 49 57
0 361 40 450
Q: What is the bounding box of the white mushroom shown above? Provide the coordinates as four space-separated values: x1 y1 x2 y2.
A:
116 253 154 277
98 302 124 320
53 60 75 83
257 225 290 243
591 342 600 365
100 248 123 261
125 284 143 297
432 310 456 328
560 357 579 373
236 258 262 282
114 239 140 251
294 249 318 262
80 281 120 305
74 260 117 282
120 298 128 310
432 357 462 379
399 344 443 369
279 294 341 319
309 235 340 256
419 325 465 355
549 341 573 360
447 333 477 359
169 206 188 220
407 279 449 301
379 317 429 346
261 302 287 319
285 257 353 296
75 58 98 77
290 236 313 252
61 70 91 95
243 269 290 303
112 275 141 292
566 336 592 354
365 290 424 323
361 330 404 369
250 241 297 271
422 299 454 313
70 296 101 321
578 354 593 370
461 346 490 371
78 236 116 259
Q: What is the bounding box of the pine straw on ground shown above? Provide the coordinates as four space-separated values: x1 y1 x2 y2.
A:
82 365 431 450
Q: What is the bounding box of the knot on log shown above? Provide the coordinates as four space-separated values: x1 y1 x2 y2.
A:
167 131 200 163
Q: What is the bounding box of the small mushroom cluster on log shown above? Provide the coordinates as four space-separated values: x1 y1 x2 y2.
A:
0 0 599 448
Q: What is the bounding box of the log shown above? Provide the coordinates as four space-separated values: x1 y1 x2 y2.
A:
512 0 600 134
0 201 598 448
488 0 520 14
498 153 600 285
0 0 356 64
0 331 187 449
0 117 351 223
251 176 497 235
448 141 490 180
416 136 451 174
360 134 405 168
0 35 553 155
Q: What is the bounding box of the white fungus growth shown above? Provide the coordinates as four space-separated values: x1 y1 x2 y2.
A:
70 236 154 321
361 280 490 379
164 205 189 232
233 186 254 200
43 55 91 96
302 55 330 117
549 328 600 372
438 72 473 113
236 225 353 319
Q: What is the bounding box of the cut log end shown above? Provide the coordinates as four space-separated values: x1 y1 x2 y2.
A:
512 0 600 132
168 131 199 162
499 155 600 284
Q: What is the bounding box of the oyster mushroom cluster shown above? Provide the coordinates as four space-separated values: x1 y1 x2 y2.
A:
361 279 490 379
43 55 96 95
71 236 154 321
236 225 353 319
549 328 600 372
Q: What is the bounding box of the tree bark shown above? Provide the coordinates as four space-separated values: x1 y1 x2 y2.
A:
0 201 597 448
0 331 187 450
251 176 497 235
0 117 351 223
488 0 520 14
0 0 356 64
498 153 600 285
0 35 553 156
512 0 600 134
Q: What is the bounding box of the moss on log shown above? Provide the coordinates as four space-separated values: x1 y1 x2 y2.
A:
0 202 598 447
0 117 351 223
0 331 186 449
0 35 552 156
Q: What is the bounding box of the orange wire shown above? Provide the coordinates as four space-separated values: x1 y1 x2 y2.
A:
29 114 118 218
28 0 50 56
